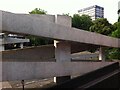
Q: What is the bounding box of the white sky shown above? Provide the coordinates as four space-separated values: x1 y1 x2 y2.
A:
0 0 119 23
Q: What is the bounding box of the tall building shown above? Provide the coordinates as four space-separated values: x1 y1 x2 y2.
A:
78 5 104 20
118 1 120 16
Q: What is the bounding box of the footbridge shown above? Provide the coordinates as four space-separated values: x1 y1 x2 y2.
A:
0 10 120 89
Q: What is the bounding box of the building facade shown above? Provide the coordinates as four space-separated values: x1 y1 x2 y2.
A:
78 5 104 20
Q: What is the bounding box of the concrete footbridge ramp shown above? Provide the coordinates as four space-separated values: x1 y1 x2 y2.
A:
0 10 119 48
0 10 120 89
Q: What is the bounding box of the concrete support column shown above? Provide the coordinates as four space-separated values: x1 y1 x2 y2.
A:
54 41 71 84
54 15 71 84
20 43 23 49
99 46 105 61
0 45 4 51
54 76 71 84
54 41 71 62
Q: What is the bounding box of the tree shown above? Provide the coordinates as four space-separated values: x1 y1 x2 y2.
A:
29 8 47 14
72 14 93 31
107 19 120 60
111 29 120 38
27 8 53 46
62 13 70 16
89 18 114 35
111 20 120 38
107 48 120 60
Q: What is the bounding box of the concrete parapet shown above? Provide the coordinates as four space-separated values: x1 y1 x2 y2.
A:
0 10 119 48
1 61 114 81
2 45 55 62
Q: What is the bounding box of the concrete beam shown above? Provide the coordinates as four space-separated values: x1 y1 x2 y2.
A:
0 37 29 45
0 11 119 48
1 61 114 81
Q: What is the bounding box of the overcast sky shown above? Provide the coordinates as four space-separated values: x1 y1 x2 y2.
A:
0 0 119 23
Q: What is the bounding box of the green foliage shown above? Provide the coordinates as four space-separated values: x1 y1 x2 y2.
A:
29 8 47 14
111 22 120 38
62 13 70 16
107 20 120 60
111 29 120 38
72 14 93 30
118 16 120 22
89 18 114 35
27 35 53 46
113 22 118 30
107 48 120 60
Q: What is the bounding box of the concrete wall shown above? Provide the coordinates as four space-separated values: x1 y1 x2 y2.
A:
0 11 119 48
56 15 71 27
2 61 114 81
29 14 55 23
2 45 55 62
1 43 99 60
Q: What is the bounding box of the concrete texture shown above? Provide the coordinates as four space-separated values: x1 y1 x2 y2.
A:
2 45 55 62
56 15 71 27
23 14 55 23
54 15 71 83
54 41 71 62
54 15 71 62
2 61 114 81
0 11 119 48
1 43 99 62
